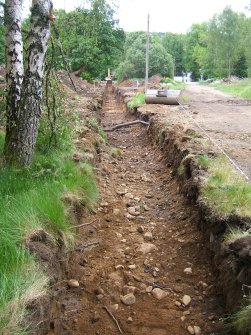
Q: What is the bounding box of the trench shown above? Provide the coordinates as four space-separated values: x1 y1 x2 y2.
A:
35 84 229 335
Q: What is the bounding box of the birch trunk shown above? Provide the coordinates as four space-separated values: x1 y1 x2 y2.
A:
4 0 23 153
5 0 53 166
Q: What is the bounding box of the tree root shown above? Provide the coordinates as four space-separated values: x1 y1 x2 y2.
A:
104 120 149 132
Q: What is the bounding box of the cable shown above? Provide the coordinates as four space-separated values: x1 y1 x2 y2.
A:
177 98 251 184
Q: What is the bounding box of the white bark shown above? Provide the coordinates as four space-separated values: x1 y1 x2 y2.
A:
5 0 53 166
4 0 23 145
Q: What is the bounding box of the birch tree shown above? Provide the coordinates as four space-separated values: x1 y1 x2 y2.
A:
4 0 53 166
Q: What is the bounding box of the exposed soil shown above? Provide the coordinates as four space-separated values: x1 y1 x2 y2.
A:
36 83 228 335
138 84 251 180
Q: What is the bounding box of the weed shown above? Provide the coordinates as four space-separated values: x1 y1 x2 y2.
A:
231 300 251 334
127 93 145 110
111 147 122 158
197 155 209 168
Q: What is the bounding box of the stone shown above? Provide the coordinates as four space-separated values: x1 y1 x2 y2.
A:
115 265 124 270
67 279 80 288
128 207 140 216
137 243 158 255
125 193 134 199
137 226 145 233
126 214 135 220
123 285 137 295
181 316 186 322
120 293 136 305
143 205 150 211
194 326 202 335
144 232 153 241
182 295 191 306
187 326 195 334
113 208 121 215
175 301 182 307
128 264 136 270
184 267 193 275
152 288 168 300
146 286 153 293
100 202 108 207
127 317 133 323
110 304 119 312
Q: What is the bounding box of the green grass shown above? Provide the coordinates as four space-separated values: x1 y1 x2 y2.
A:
200 154 251 217
209 78 251 99
127 93 145 110
232 301 251 334
224 227 251 242
160 77 185 90
0 123 98 333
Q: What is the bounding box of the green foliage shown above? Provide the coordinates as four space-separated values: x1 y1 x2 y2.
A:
54 1 125 79
201 155 251 217
232 300 251 334
210 79 251 99
0 113 98 333
117 32 173 81
161 32 185 75
0 17 4 64
127 93 145 110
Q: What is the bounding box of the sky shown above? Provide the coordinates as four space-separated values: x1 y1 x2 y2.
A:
24 0 251 33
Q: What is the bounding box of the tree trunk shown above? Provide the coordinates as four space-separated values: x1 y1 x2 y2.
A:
4 0 23 154
5 0 53 166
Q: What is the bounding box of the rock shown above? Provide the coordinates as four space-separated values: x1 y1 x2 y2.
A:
194 326 202 335
184 267 193 275
143 205 150 211
127 317 133 323
95 287 105 295
123 285 137 295
181 316 186 322
128 264 136 270
187 325 195 334
144 232 153 241
175 301 182 307
126 213 135 220
152 288 168 300
198 281 208 289
120 293 136 305
100 202 108 207
115 265 124 270
137 243 158 255
113 208 121 215
183 311 191 316
127 207 140 216
146 286 153 293
116 190 127 196
125 193 134 199
182 295 191 306
67 279 80 288
110 304 119 312
137 226 145 233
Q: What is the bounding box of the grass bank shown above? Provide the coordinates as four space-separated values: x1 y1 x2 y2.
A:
0 104 98 334
209 79 251 99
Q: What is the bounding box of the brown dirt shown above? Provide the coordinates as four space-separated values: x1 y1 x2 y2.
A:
36 84 227 335
138 83 251 181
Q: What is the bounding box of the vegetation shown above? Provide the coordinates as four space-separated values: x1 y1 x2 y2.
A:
117 32 173 81
200 155 251 217
232 301 251 335
210 79 251 99
127 93 145 110
160 77 185 90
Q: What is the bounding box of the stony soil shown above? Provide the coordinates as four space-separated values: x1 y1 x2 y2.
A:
41 84 227 335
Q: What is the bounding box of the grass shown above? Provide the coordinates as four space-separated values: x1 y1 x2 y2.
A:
127 93 145 110
160 77 185 90
209 78 251 99
0 112 98 333
199 154 251 217
231 301 251 334
224 227 251 242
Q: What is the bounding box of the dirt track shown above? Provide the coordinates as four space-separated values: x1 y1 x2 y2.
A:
43 84 227 335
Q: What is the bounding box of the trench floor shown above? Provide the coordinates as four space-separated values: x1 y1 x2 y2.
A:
47 85 226 335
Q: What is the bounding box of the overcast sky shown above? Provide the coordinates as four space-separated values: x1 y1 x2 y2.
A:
24 0 251 33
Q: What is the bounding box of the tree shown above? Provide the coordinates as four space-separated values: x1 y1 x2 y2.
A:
208 7 243 78
117 32 173 80
161 32 185 75
4 0 53 166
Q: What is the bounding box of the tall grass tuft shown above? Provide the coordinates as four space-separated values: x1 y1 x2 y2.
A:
127 93 145 110
201 155 251 217
210 79 251 99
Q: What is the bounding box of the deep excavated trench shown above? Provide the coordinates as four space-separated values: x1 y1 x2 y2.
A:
33 83 249 335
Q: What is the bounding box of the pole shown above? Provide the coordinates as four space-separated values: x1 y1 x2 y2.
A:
145 14 150 93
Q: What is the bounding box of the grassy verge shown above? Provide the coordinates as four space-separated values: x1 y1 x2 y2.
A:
209 79 251 99
127 93 145 110
0 105 98 333
160 77 185 90
198 154 251 218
